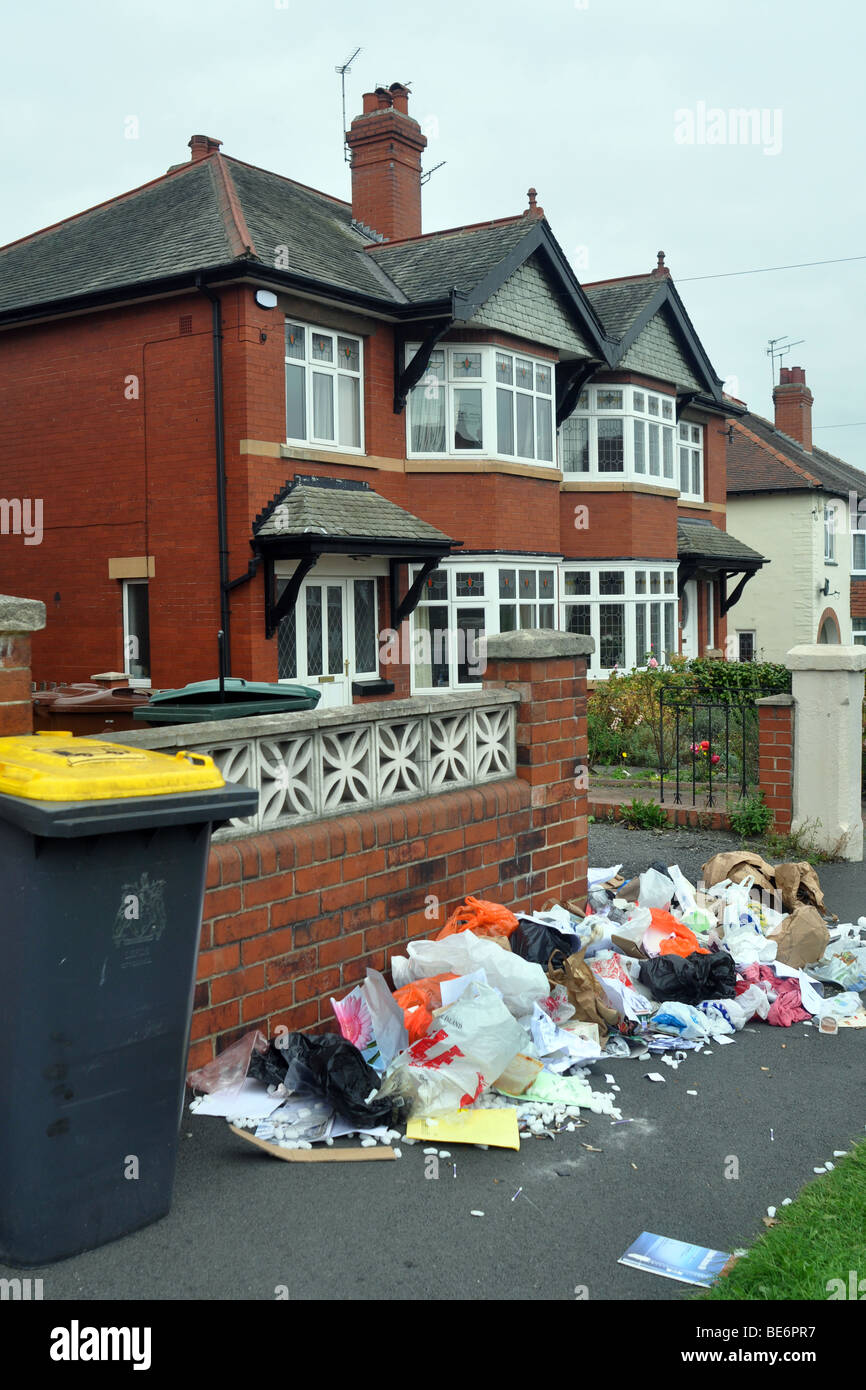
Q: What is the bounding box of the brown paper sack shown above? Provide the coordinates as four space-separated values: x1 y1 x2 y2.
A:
770 903 830 969
773 861 828 915
701 851 776 894
547 946 621 1046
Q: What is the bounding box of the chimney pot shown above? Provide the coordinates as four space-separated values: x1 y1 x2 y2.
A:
189 134 222 162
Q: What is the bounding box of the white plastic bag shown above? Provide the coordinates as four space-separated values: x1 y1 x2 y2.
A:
382 982 529 1117
390 931 549 1018
667 864 699 917
639 867 674 910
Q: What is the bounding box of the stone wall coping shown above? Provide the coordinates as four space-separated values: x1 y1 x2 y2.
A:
786 644 866 673
0 594 46 633
97 687 520 749
485 629 595 661
755 693 795 707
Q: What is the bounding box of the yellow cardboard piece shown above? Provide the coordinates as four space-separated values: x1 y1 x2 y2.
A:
406 1108 520 1150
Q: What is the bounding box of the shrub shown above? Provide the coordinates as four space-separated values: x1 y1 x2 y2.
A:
618 798 669 830
728 793 773 838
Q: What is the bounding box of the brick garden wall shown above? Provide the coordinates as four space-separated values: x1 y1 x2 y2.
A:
188 635 592 1068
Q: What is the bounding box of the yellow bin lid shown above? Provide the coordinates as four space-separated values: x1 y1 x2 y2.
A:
0 732 226 802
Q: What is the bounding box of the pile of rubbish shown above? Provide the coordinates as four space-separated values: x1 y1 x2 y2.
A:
187 852 866 1160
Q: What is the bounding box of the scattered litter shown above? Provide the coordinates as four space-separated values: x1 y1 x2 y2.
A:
181 860 860 1195
781 1198 792 1206
833 1150 848 1157
470 1210 485 1217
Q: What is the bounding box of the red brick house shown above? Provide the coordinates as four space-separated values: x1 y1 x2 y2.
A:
0 82 763 700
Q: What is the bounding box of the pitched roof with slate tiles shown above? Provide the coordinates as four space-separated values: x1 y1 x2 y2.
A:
254 476 453 546
366 217 538 303
677 518 765 566
583 277 663 340
0 154 401 317
727 410 866 500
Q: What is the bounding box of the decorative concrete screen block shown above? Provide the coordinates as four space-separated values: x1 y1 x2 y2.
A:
430 710 472 788
475 706 513 778
259 735 316 822
377 719 424 797
101 691 518 838
786 643 866 862
321 725 373 812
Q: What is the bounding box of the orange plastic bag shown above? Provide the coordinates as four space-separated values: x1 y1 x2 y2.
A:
436 896 519 942
650 908 709 958
392 974 458 1044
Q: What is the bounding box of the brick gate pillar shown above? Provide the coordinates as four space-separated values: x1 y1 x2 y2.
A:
483 630 595 906
756 693 795 834
0 595 46 735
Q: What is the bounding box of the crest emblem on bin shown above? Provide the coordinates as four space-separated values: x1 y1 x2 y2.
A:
113 872 167 946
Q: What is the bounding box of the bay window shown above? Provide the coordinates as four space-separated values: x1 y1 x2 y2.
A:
562 564 679 674
560 385 678 486
406 344 556 465
285 321 363 451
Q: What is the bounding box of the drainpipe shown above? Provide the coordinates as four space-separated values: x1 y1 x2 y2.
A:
196 275 232 674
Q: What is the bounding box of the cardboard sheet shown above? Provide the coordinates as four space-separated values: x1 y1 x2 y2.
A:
229 1125 396 1162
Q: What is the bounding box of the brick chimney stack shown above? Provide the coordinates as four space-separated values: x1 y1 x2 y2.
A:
773 366 813 452
346 83 427 242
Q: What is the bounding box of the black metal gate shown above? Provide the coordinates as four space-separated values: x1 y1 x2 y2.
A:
658 686 777 807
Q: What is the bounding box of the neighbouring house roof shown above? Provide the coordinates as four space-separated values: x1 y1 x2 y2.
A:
677 517 765 569
253 475 454 551
727 412 866 500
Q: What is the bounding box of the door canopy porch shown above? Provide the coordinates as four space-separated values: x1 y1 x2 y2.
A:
252 475 458 638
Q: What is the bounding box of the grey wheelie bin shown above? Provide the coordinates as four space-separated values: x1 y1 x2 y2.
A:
0 731 257 1266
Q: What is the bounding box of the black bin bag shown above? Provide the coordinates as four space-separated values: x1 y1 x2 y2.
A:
639 950 737 1005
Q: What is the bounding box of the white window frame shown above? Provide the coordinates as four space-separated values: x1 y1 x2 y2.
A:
122 579 151 688
561 561 679 677
284 320 365 454
405 344 557 467
677 419 704 502
852 617 866 647
824 503 837 562
852 530 866 573
559 385 680 489
409 557 559 692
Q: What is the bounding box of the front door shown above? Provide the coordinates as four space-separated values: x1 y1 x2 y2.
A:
278 574 380 708
680 579 699 660
302 581 350 707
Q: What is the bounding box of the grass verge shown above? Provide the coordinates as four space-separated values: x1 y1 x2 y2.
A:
698 1138 866 1300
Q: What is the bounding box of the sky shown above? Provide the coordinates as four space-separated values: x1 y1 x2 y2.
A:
3 0 864 460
